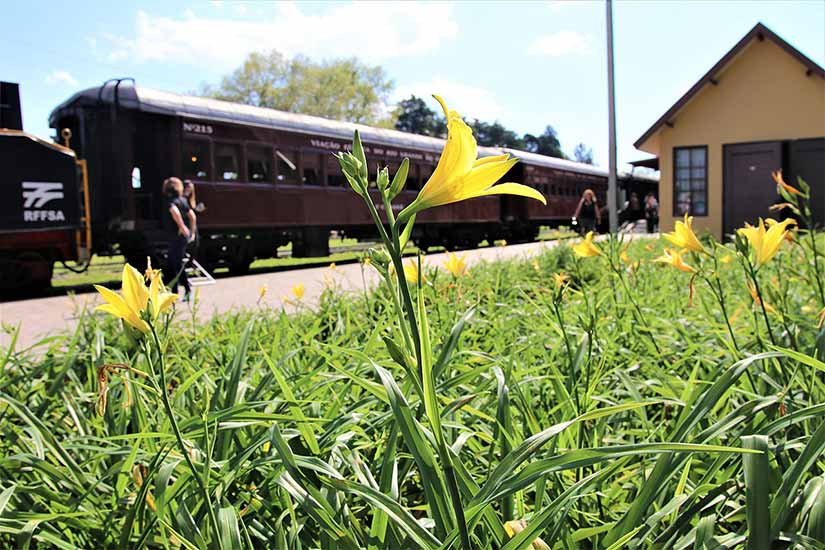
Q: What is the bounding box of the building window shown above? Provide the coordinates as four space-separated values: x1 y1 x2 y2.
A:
276 149 300 185
247 144 272 182
302 152 321 185
326 155 346 187
674 146 707 216
183 139 210 179
215 143 241 181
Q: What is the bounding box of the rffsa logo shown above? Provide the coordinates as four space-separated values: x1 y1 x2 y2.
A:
22 181 66 222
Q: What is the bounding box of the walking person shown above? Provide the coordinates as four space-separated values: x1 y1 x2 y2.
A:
162 177 196 298
573 189 601 235
645 193 659 233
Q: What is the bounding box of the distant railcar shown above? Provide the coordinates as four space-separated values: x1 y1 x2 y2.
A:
2 79 658 289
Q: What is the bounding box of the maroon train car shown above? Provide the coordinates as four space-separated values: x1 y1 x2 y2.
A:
44 79 655 276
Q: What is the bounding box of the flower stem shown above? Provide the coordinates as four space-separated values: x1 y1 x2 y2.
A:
148 328 223 549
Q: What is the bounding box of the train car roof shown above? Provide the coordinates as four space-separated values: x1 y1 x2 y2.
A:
50 81 656 181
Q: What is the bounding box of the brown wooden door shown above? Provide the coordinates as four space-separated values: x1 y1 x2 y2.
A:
789 138 825 228
723 141 782 236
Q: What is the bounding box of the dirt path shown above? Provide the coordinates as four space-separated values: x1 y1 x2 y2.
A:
0 237 614 352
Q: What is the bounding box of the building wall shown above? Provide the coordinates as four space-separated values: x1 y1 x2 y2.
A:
642 38 825 238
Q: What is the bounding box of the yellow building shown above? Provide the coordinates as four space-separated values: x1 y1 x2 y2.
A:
635 23 824 238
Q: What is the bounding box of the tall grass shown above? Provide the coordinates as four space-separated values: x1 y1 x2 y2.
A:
1 228 823 548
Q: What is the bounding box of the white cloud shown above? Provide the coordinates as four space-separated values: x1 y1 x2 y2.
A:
45 70 78 86
527 31 592 57
393 79 503 122
104 2 457 68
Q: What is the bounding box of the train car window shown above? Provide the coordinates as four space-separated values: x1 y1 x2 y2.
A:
247 145 272 182
275 149 300 185
302 152 321 185
326 155 346 187
183 139 210 179
215 143 241 181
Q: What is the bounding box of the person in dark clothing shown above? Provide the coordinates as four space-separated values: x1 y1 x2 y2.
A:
620 193 646 225
573 189 601 235
162 177 196 297
644 193 659 233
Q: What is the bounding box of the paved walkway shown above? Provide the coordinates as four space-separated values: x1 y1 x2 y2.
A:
1 239 578 352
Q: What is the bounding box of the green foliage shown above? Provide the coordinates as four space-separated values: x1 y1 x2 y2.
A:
199 49 395 126
394 95 447 137
1 235 824 548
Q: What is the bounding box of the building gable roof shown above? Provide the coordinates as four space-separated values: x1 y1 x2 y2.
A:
634 22 825 150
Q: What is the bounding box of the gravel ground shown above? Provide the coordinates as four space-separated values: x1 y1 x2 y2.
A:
1 236 639 352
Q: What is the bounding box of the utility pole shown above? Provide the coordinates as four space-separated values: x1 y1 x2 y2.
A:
606 0 618 233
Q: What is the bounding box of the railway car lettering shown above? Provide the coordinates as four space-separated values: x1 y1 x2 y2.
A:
310 139 348 151
182 122 214 135
23 210 66 222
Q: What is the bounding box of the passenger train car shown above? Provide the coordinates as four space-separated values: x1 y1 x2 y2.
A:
1 79 657 289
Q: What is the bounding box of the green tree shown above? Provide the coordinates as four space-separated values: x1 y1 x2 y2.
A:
468 119 525 149
199 50 395 126
573 142 594 164
523 126 565 158
394 95 447 137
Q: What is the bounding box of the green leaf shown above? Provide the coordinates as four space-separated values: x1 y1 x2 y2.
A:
741 435 771 550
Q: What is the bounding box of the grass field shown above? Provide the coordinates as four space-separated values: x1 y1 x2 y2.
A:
1 229 823 548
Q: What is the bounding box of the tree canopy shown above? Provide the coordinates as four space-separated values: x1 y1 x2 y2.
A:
199 50 395 126
573 143 594 164
393 98 576 160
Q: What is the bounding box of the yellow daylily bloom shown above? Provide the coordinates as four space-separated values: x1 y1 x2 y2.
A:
443 253 467 277
765 217 795 243
329 262 337 271
292 283 305 300
663 214 705 253
402 259 425 284
95 264 177 333
653 248 695 273
571 231 601 258
144 256 161 282
737 217 796 267
258 284 268 304
620 250 631 264
772 169 802 196
399 96 545 220
532 260 540 272
553 272 568 288
719 254 733 264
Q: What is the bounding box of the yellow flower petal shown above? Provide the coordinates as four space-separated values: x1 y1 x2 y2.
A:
571 231 601 258
401 95 545 218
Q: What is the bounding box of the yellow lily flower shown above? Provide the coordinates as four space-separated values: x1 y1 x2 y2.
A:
663 213 705 253
771 169 802 196
737 217 796 267
95 264 177 333
553 272 569 288
403 259 425 284
399 96 545 220
719 254 733 264
653 248 695 273
258 284 268 304
144 256 161 282
291 283 305 301
571 231 601 258
443 253 467 277
765 217 795 243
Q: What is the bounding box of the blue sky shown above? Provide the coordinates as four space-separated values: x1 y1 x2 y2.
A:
2 1 823 170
